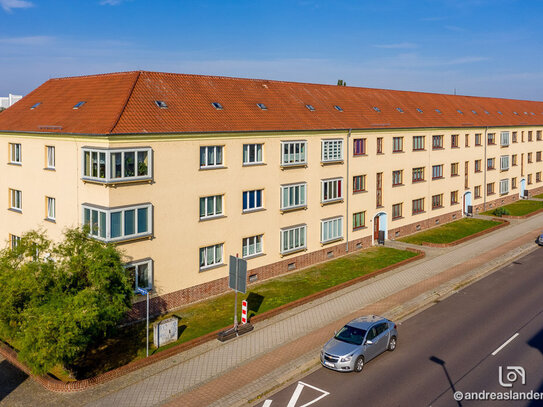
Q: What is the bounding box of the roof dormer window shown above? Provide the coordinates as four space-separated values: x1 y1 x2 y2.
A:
334 105 343 112
155 100 168 109
372 106 381 112
73 101 86 109
306 104 315 111
457 109 463 114
435 109 442 114
212 102 223 110
257 103 267 110
416 108 423 113
471 110 477 114
396 107 404 113
30 102 41 110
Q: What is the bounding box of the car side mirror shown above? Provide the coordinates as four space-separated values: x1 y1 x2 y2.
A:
366 340 373 345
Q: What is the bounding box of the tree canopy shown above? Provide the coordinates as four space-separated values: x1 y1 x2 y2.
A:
0 228 133 375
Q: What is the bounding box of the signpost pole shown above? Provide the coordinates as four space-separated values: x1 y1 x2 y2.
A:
234 254 239 335
137 287 149 357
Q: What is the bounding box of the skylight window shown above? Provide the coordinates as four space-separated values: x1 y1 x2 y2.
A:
457 109 464 114
212 102 223 110
256 103 267 110
484 110 490 114
30 102 41 110
306 104 315 111
73 101 86 109
396 107 404 113
471 110 477 114
416 108 423 113
523 111 528 115
530 112 535 115
334 105 343 112
513 111 519 115
155 100 168 109
497 111 503 115
373 106 381 112
435 109 442 114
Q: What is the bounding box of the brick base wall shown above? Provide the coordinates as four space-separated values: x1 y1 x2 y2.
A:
387 209 463 240
472 193 519 214
527 185 543 198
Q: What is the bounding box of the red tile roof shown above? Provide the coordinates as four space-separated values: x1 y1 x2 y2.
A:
1 71 542 135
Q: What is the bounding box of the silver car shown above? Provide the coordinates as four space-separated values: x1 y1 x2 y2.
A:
320 315 398 372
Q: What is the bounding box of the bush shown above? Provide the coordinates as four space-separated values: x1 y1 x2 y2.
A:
493 207 511 217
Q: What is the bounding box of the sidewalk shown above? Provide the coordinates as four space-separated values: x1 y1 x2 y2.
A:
2 214 543 407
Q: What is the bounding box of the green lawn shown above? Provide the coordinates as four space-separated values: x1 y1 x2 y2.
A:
481 200 543 217
398 218 501 245
533 193 543 199
70 246 417 379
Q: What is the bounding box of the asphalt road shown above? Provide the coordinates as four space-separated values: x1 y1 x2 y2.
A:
256 247 543 407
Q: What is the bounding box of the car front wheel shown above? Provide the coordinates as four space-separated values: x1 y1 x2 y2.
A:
388 336 397 351
354 356 364 372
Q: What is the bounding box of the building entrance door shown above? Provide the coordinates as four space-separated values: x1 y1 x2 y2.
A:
374 215 380 240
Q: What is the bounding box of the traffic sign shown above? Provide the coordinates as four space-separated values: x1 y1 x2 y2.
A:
229 255 247 293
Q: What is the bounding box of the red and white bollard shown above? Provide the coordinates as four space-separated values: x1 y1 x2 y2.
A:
241 300 248 324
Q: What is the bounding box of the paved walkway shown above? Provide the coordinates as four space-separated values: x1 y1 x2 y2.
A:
1 214 542 407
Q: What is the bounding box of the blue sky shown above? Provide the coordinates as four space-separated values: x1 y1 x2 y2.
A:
1 0 542 100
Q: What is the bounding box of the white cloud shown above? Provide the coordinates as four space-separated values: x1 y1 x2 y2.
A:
0 36 53 45
0 0 34 12
372 42 418 49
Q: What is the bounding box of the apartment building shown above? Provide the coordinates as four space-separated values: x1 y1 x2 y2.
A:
1 71 542 317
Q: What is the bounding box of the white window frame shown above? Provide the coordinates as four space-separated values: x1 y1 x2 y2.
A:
500 155 509 171
199 195 223 219
321 178 343 203
432 165 443 179
242 189 263 212
281 182 307 210
500 179 509 195
82 147 153 182
242 234 263 258
46 146 55 169
46 197 55 220
9 143 21 164
500 131 510 147
199 243 224 270
280 225 307 255
10 234 21 250
126 259 153 292
10 189 22 211
243 144 263 165
82 203 153 243
321 139 343 162
281 141 307 166
321 216 343 243
200 145 224 168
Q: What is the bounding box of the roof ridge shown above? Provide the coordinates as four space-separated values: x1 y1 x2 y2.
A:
108 71 141 134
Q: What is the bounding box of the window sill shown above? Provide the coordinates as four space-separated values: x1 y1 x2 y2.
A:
451 174 460 177
280 247 307 257
501 145 510 148
353 226 367 231
432 206 444 210
321 199 343 206
392 151 404 154
8 208 22 214
321 160 344 166
432 177 444 180
451 146 460 149
487 192 496 196
412 211 426 216
242 208 266 214
281 163 307 169
199 166 227 171
44 167 56 172
243 162 266 167
432 147 444 151
243 252 266 261
487 168 496 171
353 190 367 195
392 216 404 221
109 234 153 245
44 218 56 223
376 152 385 155
199 263 227 272
412 149 426 152
280 205 307 213
321 237 343 246
500 169 509 172
199 215 226 222
475 170 482 173
392 183 404 188
353 154 367 158
412 179 426 184
7 162 22 166
451 202 460 206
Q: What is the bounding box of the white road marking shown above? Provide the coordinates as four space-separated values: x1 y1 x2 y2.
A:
492 333 519 356
286 381 330 407
262 400 273 407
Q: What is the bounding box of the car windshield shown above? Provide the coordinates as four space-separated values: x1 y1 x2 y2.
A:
334 325 366 346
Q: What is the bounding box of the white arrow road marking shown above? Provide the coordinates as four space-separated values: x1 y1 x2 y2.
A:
286 381 330 407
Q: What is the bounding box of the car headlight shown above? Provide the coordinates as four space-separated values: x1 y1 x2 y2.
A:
340 355 352 362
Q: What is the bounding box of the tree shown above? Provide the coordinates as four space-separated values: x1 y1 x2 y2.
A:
337 79 347 86
0 228 133 375
0 107 5 113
